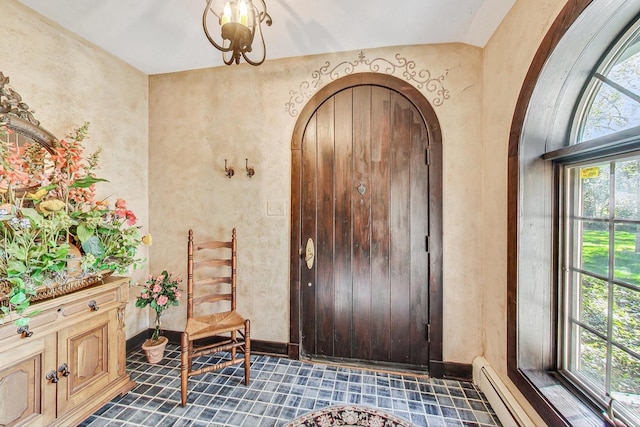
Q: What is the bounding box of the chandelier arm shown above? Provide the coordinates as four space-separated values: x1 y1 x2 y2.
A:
202 0 232 53
223 52 237 65
242 7 266 66
256 0 271 25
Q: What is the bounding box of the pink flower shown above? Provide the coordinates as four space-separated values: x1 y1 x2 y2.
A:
125 210 137 226
115 198 127 209
175 291 182 300
157 295 168 306
152 285 161 293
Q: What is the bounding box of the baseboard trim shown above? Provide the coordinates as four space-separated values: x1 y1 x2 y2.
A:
430 360 473 381
126 329 289 357
127 331 470 381
127 330 150 354
288 343 300 359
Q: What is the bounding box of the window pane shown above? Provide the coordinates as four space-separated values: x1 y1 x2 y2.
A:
581 221 609 277
611 346 640 422
614 158 640 220
578 31 640 143
575 326 607 389
613 284 640 354
581 83 640 141
579 163 610 219
614 224 640 286
579 275 608 335
607 33 640 101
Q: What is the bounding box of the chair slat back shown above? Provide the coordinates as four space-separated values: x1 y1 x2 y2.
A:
187 228 237 320
193 294 232 306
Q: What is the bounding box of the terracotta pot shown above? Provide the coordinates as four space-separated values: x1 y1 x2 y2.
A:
141 336 168 364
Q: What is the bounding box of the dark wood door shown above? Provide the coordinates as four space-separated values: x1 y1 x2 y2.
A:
299 84 431 366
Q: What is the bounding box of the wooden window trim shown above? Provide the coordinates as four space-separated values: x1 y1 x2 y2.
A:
507 1 597 425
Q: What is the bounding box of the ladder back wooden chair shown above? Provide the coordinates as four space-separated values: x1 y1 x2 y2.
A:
180 228 250 406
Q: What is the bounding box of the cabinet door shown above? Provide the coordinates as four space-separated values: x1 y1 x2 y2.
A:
0 335 56 426
56 310 114 415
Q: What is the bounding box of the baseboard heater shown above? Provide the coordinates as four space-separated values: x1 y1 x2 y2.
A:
473 357 536 427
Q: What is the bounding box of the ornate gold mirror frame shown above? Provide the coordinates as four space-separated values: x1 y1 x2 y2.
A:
0 71 57 153
0 71 58 196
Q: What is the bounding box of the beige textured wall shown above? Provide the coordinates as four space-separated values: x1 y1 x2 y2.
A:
4 0 577 400
149 44 485 360
482 0 568 423
1 1 150 337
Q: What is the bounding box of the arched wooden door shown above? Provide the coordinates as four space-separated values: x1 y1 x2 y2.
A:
290 73 442 370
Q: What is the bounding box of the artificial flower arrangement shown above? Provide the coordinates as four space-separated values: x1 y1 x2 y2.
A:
135 270 182 344
0 123 149 326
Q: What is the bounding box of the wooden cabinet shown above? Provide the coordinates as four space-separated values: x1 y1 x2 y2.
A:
0 276 135 426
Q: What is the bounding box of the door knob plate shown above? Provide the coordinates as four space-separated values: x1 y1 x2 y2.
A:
305 238 314 269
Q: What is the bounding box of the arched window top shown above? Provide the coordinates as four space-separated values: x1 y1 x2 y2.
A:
575 20 640 143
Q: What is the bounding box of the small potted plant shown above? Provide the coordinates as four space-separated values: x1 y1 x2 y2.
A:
135 270 182 363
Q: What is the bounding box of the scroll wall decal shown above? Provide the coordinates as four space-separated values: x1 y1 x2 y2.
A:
285 51 450 117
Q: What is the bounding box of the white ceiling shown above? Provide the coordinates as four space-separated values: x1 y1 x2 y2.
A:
18 0 515 75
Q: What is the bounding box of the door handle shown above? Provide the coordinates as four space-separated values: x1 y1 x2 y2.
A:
304 238 314 269
58 363 71 377
46 370 59 384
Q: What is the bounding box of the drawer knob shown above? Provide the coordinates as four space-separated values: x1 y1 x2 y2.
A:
88 300 100 311
58 363 71 377
17 325 33 338
46 370 59 384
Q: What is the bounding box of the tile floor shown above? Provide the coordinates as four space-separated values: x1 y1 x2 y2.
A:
79 344 501 427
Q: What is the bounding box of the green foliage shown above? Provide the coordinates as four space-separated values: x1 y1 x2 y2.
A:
579 232 640 395
0 123 148 327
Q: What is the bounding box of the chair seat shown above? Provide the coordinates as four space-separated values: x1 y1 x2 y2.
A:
185 310 247 341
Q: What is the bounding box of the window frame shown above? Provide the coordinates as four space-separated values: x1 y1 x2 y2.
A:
508 1 640 425
556 153 640 426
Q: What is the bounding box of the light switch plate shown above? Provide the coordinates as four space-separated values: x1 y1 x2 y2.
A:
267 201 286 216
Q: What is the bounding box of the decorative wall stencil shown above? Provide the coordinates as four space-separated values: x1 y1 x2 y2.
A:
285 51 450 117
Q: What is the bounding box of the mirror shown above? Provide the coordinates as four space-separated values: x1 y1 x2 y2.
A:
0 71 58 197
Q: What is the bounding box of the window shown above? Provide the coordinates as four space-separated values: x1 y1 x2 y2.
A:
558 22 640 425
509 1 640 425
562 158 640 424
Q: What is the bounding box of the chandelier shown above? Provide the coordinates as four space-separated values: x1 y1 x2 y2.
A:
202 0 273 66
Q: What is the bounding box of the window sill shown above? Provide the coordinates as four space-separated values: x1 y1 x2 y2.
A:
519 369 604 426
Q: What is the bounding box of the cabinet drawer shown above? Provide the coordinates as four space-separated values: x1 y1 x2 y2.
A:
0 278 127 351
59 288 119 318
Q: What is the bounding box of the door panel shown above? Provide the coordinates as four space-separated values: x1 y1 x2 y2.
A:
300 114 317 356
315 98 335 357
352 86 372 361
300 83 431 366
0 335 55 427
370 86 392 362
333 88 353 359
57 311 111 415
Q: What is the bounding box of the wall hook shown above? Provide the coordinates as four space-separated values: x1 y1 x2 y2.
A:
246 158 255 178
224 159 234 178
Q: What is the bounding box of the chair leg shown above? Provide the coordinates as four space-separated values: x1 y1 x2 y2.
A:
244 319 251 386
231 330 237 360
180 332 189 406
